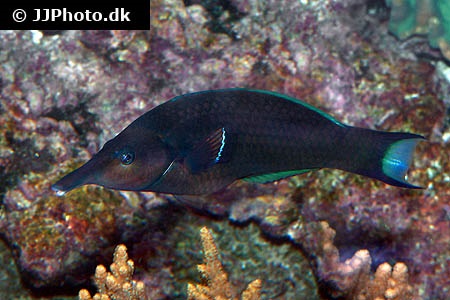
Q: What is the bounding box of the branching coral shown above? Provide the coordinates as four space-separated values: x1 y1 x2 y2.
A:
79 244 145 300
187 227 261 300
364 262 414 300
288 221 414 300
331 251 414 300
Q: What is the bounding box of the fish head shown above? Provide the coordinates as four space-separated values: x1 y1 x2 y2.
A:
52 126 171 195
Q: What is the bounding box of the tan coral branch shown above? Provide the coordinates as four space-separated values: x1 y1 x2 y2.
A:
187 227 262 300
78 244 145 300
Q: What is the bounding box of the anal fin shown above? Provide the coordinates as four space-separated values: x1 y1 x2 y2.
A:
242 169 317 184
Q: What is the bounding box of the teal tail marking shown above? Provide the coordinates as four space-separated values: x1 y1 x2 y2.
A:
339 129 424 189
382 138 423 188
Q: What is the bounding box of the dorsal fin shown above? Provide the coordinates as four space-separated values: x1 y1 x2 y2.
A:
186 128 228 173
241 88 345 127
242 169 317 183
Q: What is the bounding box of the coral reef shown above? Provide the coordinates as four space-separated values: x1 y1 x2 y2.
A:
368 262 414 300
79 244 145 300
386 0 450 60
3 184 122 288
187 227 261 300
0 238 29 298
0 0 449 298
168 216 318 299
287 220 414 300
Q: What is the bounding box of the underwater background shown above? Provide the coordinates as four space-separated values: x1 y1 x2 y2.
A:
0 0 449 299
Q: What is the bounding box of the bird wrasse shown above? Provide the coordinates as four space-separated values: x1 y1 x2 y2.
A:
52 89 424 196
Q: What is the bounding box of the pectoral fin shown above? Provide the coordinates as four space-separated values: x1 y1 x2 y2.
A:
186 127 229 173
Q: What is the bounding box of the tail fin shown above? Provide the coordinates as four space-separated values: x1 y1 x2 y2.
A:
381 137 423 188
336 129 424 189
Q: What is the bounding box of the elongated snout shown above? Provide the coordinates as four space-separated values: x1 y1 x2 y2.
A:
51 158 99 196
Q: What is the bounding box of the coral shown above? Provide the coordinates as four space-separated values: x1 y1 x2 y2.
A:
0 28 168 289
364 262 414 300
3 184 123 288
287 220 414 300
79 244 146 300
168 216 318 299
0 238 28 298
386 0 450 60
187 227 261 300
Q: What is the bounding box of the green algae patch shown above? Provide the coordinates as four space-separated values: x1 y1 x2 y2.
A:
386 0 450 60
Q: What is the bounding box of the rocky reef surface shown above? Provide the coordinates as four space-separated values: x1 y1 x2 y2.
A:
0 0 449 299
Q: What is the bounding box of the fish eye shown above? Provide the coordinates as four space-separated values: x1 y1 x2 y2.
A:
119 150 135 165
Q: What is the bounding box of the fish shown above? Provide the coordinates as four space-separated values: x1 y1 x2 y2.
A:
52 88 424 196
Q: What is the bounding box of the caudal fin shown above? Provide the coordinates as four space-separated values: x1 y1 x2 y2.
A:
338 129 424 189
380 136 424 188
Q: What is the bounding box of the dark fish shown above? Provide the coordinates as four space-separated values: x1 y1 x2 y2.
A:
52 89 424 196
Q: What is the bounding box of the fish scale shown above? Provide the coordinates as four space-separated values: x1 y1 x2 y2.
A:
52 88 424 196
